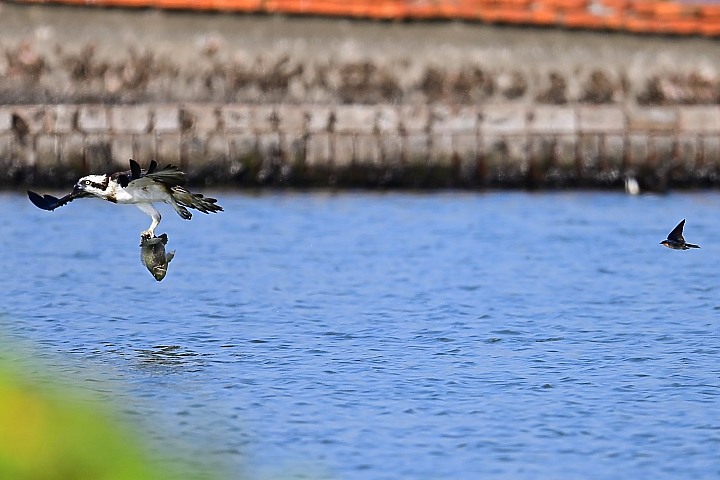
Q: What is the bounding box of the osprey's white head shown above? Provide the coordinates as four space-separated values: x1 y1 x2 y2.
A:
74 174 111 198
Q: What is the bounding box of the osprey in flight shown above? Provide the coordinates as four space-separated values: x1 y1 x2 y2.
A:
28 159 223 237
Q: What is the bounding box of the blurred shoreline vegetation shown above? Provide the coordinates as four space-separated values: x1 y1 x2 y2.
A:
0 346 217 480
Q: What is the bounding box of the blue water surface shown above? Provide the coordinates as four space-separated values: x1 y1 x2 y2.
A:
1 190 719 479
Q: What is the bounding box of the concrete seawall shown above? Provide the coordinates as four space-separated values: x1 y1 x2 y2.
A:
3 103 720 190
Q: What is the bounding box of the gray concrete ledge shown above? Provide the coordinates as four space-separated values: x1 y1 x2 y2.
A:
2 103 720 190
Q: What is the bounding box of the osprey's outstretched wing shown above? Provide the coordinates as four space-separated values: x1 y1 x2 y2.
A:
136 164 188 189
122 159 220 214
27 189 89 211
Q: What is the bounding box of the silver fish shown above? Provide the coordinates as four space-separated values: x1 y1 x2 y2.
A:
140 232 175 281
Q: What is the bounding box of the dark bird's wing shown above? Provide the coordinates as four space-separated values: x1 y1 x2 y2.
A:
27 189 89 211
667 219 686 242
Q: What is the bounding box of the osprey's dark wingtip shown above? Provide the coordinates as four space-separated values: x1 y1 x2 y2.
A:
129 159 142 180
117 174 130 188
28 189 86 210
27 190 60 211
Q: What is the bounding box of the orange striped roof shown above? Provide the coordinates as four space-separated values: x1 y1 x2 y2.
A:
12 0 720 37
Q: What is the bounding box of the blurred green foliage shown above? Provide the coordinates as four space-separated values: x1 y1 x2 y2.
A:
0 362 203 480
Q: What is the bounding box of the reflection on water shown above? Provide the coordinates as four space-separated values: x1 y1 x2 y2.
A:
2 191 720 479
135 345 200 367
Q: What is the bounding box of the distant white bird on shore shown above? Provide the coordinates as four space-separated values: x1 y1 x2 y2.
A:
625 175 640 195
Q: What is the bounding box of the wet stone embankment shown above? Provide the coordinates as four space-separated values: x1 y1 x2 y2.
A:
2 103 720 190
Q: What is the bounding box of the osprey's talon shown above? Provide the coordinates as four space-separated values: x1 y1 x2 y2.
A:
140 231 152 246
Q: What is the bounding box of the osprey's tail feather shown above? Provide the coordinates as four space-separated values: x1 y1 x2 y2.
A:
171 186 223 215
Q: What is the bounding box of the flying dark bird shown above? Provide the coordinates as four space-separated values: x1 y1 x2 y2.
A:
28 159 223 237
660 219 700 250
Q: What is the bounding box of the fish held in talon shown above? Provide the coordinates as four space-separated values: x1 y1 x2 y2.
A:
140 232 175 282
660 219 700 250
27 159 223 238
